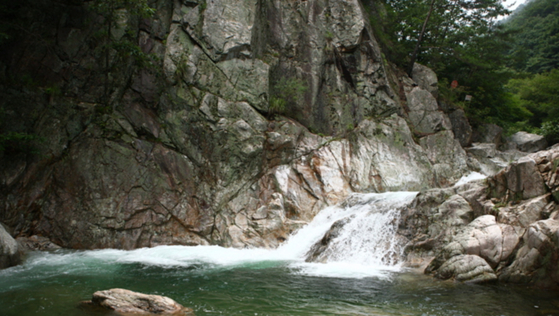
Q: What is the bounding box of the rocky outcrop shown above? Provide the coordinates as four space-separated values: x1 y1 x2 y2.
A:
448 109 473 147
499 217 559 288
401 146 559 287
510 131 548 153
0 224 22 269
82 288 194 315
16 235 61 251
434 254 497 283
411 63 438 98
472 124 504 147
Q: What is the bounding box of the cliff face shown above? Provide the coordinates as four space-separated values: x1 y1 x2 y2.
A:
0 0 471 249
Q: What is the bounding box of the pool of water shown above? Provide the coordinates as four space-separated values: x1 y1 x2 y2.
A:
1 247 558 316
3 192 558 316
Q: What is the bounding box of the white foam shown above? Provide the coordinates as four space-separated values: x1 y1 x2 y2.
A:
13 191 418 279
455 172 487 186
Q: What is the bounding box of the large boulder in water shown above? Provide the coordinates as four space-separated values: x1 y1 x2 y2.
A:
0 224 22 269
83 288 194 315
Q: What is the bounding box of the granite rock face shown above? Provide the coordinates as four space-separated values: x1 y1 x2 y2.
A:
401 146 559 288
0 0 476 250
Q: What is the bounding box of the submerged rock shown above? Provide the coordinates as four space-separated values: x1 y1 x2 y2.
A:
83 288 194 315
16 235 62 251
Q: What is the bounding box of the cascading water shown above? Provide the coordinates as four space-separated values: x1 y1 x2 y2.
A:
275 191 418 278
278 192 417 261
2 190 557 316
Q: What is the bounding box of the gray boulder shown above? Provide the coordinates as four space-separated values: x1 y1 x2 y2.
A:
411 63 438 98
83 288 194 315
0 224 22 269
406 87 451 134
448 109 473 147
499 218 559 288
16 235 61 251
435 254 497 283
473 124 503 147
488 156 547 201
467 143 497 158
510 131 548 153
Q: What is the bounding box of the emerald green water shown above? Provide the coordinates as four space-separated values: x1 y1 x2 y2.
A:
1 248 558 316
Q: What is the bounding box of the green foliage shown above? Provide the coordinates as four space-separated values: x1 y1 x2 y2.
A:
365 0 509 69
90 0 155 19
268 97 287 116
364 0 520 127
268 77 308 117
506 68 559 143
541 119 559 144
504 0 559 73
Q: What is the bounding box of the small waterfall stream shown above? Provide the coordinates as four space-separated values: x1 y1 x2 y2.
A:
277 191 418 268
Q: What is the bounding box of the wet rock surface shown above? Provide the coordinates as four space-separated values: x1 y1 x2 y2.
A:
82 288 194 315
0 224 22 269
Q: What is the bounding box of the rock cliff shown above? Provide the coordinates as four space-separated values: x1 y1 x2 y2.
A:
0 0 474 250
2 0 557 289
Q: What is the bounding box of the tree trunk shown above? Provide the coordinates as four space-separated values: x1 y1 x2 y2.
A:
407 0 437 76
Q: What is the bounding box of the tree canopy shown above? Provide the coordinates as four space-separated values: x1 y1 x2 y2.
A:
504 0 559 73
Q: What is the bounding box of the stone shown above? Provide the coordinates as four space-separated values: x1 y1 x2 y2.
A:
16 235 62 251
473 124 503 147
448 109 473 147
499 219 559 288
83 288 194 315
510 131 548 153
419 130 469 186
488 156 547 201
411 63 438 98
435 254 497 283
406 87 452 134
424 215 519 274
467 143 497 158
0 224 22 269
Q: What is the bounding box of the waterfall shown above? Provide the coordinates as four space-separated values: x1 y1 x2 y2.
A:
277 192 418 268
7 191 418 280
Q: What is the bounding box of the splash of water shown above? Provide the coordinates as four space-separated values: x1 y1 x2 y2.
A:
5 191 418 280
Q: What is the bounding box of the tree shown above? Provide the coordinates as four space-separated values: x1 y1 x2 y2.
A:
365 0 519 126
507 69 559 142
504 0 559 73
371 0 508 70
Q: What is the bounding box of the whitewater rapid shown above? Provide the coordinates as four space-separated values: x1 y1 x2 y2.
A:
7 191 418 280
